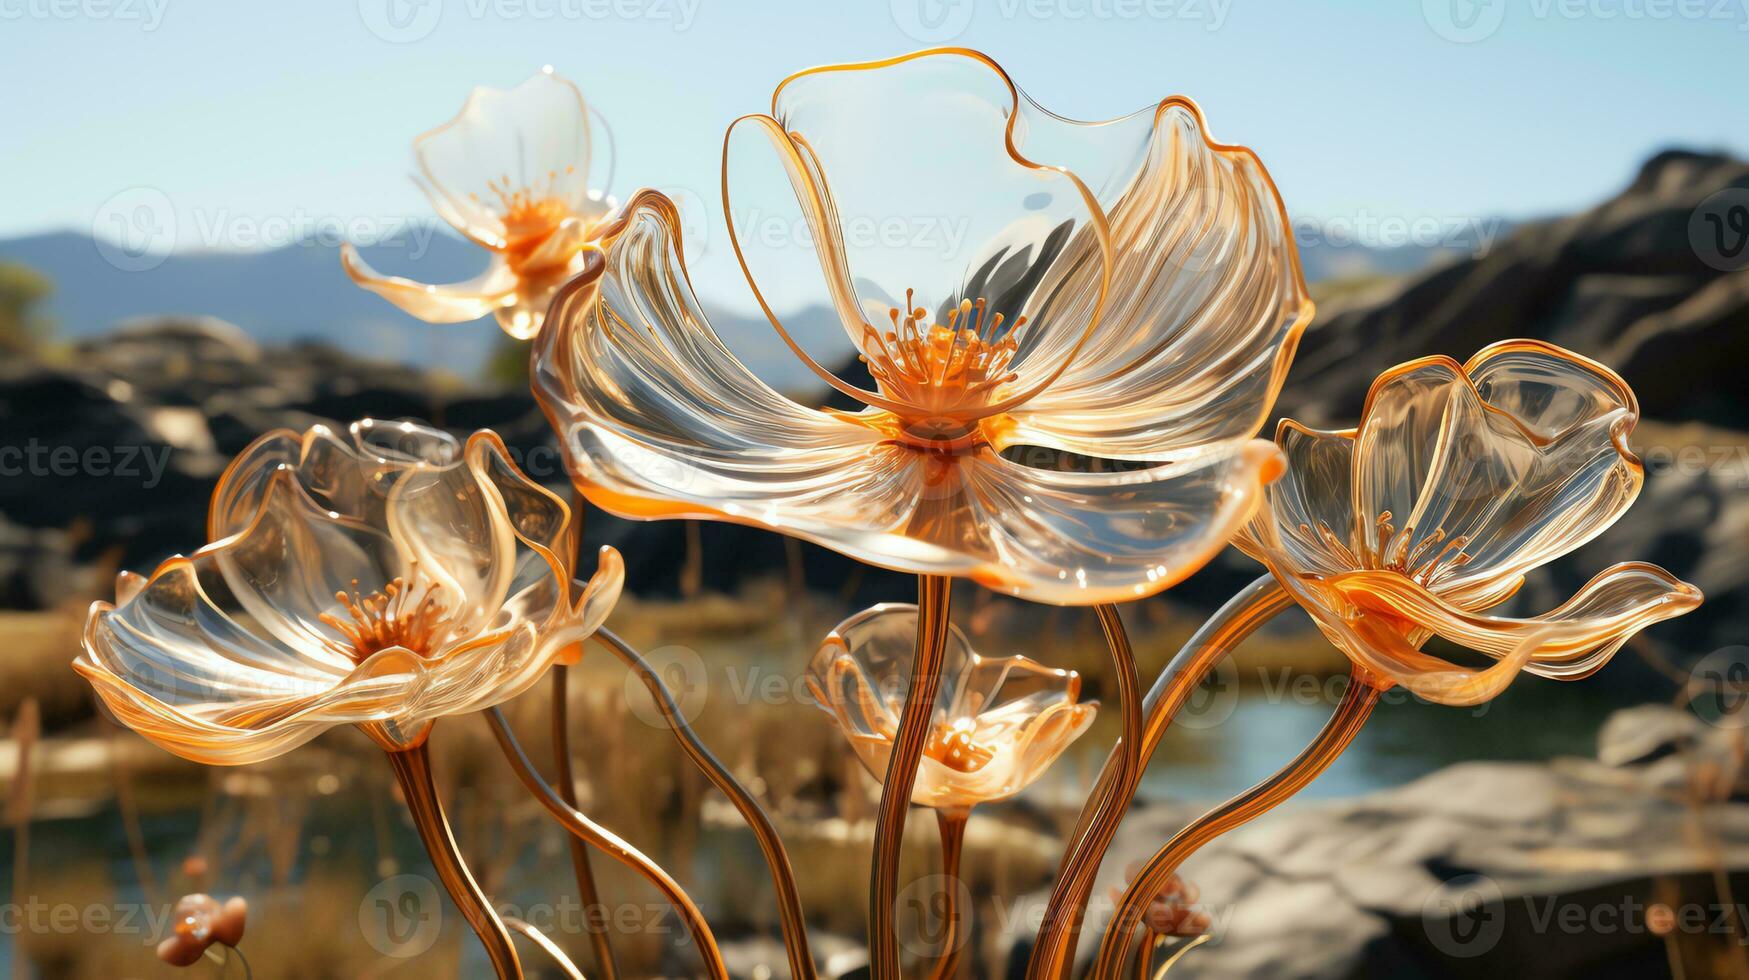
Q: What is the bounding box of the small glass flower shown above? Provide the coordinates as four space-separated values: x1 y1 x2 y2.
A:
76 419 623 764
157 894 247 968
533 48 1312 605
1238 340 1701 705
342 68 611 339
807 603 1096 811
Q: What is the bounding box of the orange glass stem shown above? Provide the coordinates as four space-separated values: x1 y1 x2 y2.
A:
505 917 585 980
928 808 971 980
593 628 817 980
384 743 523 980
558 488 621 980
1132 930 1158 980
550 663 619 980
1029 576 1291 978
486 707 729 980
1091 668 1381 979
869 574 954 980
1027 603 1142 979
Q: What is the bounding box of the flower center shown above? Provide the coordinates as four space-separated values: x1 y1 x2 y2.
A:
924 718 996 773
472 171 576 260
858 289 1027 444
1300 510 1474 588
319 565 457 663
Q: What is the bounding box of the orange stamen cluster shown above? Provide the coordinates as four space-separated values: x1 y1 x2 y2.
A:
470 169 576 254
858 289 1027 421
924 718 996 773
1300 510 1473 588
319 564 456 663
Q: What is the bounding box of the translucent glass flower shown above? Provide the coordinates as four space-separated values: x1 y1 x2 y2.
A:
75 419 623 765
806 603 1096 810
157 894 246 967
1237 341 1701 705
532 49 1310 604
342 68 611 339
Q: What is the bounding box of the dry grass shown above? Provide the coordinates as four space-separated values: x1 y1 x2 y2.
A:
0 574 1341 978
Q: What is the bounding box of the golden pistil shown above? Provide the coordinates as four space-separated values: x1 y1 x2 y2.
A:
858 289 1028 417
319 564 456 663
1300 510 1473 588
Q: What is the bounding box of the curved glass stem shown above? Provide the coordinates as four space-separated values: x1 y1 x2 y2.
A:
1028 575 1291 978
1027 604 1142 978
550 664 619 980
593 628 817 980
928 808 970 980
384 744 523 980
869 574 954 980
486 707 729 980
505 917 586 980
1091 669 1381 978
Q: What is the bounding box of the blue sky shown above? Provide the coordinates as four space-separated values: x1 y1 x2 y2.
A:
3 0 1746 308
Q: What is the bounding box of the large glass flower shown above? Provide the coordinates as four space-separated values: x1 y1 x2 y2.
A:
1237 341 1701 705
342 68 610 339
532 49 1311 604
806 603 1096 811
75 419 623 765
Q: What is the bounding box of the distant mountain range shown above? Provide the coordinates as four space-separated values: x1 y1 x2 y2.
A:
0 214 1501 380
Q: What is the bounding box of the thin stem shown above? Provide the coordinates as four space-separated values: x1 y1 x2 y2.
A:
927 809 971 980
552 663 619 980
486 708 729 980
505 917 586 980
593 628 817 980
869 575 954 980
1028 605 1142 978
1132 930 1158 980
1028 577 1291 978
384 744 522 980
1091 670 1381 978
